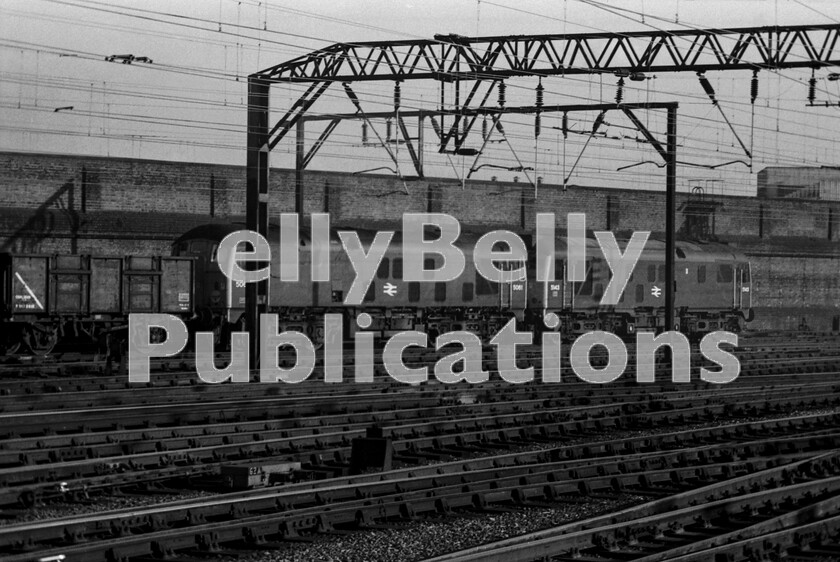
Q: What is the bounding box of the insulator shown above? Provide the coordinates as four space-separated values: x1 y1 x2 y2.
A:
482 118 488 140
535 114 541 139
498 81 506 108
361 122 368 143
808 75 816 104
698 73 717 104
615 77 625 105
592 112 605 133
394 82 401 111
562 112 568 139
536 80 544 108
386 118 392 141
750 71 758 104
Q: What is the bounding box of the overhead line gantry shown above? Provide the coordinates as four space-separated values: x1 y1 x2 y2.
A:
246 24 840 361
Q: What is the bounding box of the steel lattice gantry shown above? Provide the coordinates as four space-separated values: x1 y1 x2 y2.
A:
245 24 840 361
259 24 840 82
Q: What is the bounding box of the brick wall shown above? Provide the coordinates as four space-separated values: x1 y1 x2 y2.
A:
2 151 839 239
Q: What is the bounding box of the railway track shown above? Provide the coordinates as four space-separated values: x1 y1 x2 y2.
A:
3 371 836 469
2 334 838 561
3 411 840 562
1 340 837 418
422 454 840 561
1 360 839 507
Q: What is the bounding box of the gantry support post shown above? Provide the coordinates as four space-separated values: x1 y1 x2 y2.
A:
246 76 270 368
417 115 424 176
665 105 677 332
295 121 305 214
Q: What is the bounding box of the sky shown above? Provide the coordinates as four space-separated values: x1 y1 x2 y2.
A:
3 0 840 196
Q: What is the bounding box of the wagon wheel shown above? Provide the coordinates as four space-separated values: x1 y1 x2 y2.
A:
0 331 21 356
1 341 21 356
24 322 59 356
0 325 22 356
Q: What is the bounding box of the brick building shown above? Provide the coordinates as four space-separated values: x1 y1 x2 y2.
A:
758 166 840 201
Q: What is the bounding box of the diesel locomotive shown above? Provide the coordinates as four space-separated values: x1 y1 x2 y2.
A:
174 221 753 344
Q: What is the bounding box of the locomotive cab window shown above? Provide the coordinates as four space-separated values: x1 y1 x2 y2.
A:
434 282 447 302
377 258 389 279
697 265 706 283
717 264 733 283
741 266 750 282
175 241 189 255
392 258 403 280
462 282 474 302
647 265 656 283
408 282 420 302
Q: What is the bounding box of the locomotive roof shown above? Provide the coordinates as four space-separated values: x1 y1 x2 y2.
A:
175 223 243 244
177 222 748 262
647 239 748 262
175 222 486 246
551 237 747 262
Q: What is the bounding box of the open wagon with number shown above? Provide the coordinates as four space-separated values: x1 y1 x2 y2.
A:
0 253 195 355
